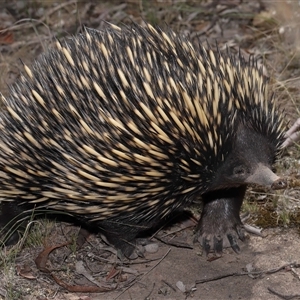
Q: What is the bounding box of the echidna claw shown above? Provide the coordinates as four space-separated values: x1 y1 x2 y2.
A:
214 236 223 254
203 237 211 254
227 234 240 253
236 226 246 241
195 221 246 255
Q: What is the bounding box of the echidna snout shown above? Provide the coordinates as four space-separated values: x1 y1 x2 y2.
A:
0 22 286 259
245 164 284 188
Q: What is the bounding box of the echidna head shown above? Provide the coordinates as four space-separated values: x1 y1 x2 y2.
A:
208 123 285 191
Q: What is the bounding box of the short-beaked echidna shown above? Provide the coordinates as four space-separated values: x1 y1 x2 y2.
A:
0 23 286 258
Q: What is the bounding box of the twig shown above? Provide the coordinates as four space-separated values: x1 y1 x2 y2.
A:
161 279 177 292
243 224 263 237
114 248 171 299
268 287 300 300
143 283 155 300
195 262 299 285
155 235 193 249
282 118 300 148
0 0 79 34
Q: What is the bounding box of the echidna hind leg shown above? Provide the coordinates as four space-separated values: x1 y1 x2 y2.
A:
194 186 246 254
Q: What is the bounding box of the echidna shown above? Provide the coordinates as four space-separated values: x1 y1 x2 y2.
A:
0 23 286 258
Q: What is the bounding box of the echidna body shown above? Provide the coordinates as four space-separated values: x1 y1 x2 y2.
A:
0 23 286 258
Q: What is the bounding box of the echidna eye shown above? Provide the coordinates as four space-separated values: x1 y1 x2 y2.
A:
233 166 246 176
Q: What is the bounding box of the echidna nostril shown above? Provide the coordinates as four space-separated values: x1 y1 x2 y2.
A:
271 178 287 190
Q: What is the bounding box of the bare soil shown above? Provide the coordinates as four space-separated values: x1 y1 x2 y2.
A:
3 224 300 300
1 1 300 300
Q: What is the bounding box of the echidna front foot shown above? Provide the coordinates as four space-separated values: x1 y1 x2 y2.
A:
197 220 245 255
194 186 246 255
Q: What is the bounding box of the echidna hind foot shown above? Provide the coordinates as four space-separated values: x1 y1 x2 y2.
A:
97 220 152 259
194 186 247 255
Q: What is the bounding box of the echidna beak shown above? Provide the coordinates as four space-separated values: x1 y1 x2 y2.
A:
246 164 286 190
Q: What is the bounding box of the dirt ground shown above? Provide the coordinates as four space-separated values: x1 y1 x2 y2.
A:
2 224 300 300
103 227 300 300
1 1 300 300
